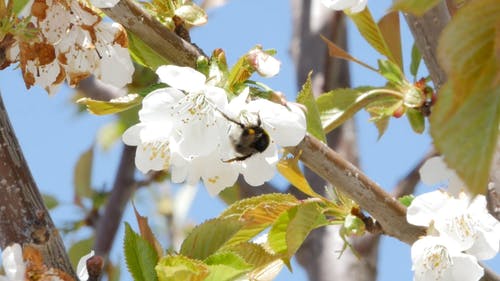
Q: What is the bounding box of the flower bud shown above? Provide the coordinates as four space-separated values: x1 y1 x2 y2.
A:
247 47 281 78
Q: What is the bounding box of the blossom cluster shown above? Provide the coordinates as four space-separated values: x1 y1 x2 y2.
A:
122 65 306 195
1 0 133 94
0 243 94 281
408 157 500 281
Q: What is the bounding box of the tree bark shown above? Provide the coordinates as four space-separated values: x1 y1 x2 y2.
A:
290 1 378 280
0 91 76 277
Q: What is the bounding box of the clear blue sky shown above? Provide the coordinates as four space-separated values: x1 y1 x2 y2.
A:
0 0 498 280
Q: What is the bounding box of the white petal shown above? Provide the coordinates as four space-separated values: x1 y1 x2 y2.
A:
241 144 278 186
439 253 483 281
91 0 120 8
76 250 95 281
1 244 25 281
419 157 449 186
348 0 367 13
156 65 206 93
122 124 143 146
321 0 357 11
253 101 306 146
96 45 134 88
407 190 450 227
201 159 239 196
134 142 170 173
139 88 184 124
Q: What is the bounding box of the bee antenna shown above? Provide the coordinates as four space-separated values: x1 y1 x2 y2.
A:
217 108 245 128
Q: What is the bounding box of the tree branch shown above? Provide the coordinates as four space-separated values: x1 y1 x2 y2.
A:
0 92 76 277
101 0 203 68
289 134 426 244
94 145 136 258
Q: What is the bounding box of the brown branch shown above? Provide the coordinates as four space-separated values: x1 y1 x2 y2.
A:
0 92 76 277
403 2 449 90
289 134 426 244
101 0 203 68
94 145 137 258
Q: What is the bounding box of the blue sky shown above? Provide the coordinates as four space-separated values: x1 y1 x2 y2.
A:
0 0 498 280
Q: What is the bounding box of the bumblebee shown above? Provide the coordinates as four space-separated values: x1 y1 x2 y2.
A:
220 112 270 162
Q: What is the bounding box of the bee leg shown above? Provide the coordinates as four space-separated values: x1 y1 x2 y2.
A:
222 154 253 163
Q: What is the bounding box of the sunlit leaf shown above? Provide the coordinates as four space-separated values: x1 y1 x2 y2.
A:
410 42 422 79
73 146 93 201
391 0 441 16
128 32 171 70
317 87 401 134
42 194 58 210
156 255 209 281
378 59 405 87
13 0 30 14
348 8 396 63
124 223 159 281
133 204 163 258
204 252 252 281
180 218 244 260
398 195 415 207
220 193 298 219
268 201 328 259
68 237 94 269
378 11 402 69
437 0 499 102
175 4 208 26
77 94 142 116
321 35 376 72
277 156 323 199
406 108 425 134
296 72 327 143
430 68 500 194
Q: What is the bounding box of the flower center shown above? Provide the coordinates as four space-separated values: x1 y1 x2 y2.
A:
447 213 477 242
173 92 217 126
143 140 170 169
422 244 453 275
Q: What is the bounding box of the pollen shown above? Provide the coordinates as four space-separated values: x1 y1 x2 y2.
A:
207 176 220 184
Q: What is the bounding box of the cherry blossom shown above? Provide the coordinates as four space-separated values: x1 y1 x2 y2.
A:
321 0 367 13
419 156 466 195
0 244 25 281
411 236 484 281
247 47 281 78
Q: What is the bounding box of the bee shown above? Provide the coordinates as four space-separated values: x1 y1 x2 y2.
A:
220 111 270 162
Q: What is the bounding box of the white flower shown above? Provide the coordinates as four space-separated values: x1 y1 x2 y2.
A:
223 89 306 186
411 236 483 281
419 156 466 195
247 47 281 78
321 0 367 13
90 0 120 8
407 190 500 260
76 250 95 281
0 244 25 281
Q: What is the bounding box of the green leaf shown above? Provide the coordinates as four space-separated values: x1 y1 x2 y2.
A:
42 194 58 210
277 157 323 199
74 146 93 200
268 201 328 259
430 67 500 194
410 42 422 78
296 72 327 143
13 0 30 14
398 195 415 207
128 32 170 70
77 94 143 116
124 223 159 281
220 193 298 219
317 87 401 134
204 252 252 281
391 0 441 16
378 11 402 70
406 108 425 134
156 255 209 281
133 204 164 258
68 237 94 269
180 218 244 260
175 4 208 26
437 0 499 102
348 8 396 63
378 59 405 87
321 35 377 72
